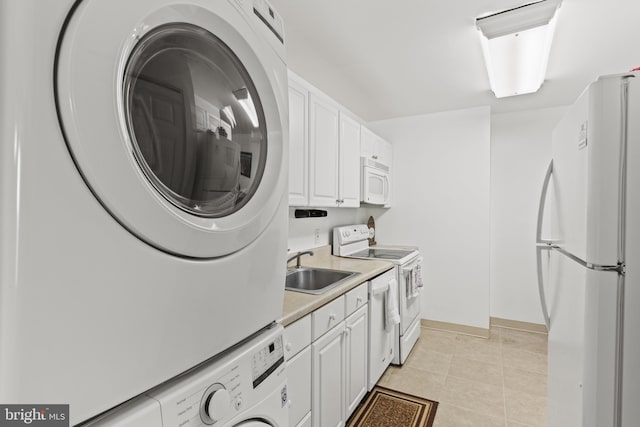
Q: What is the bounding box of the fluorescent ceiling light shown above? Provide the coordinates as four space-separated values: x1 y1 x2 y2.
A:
476 0 561 98
233 88 259 128
221 106 237 128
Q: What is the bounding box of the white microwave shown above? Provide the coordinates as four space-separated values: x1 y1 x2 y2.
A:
361 157 390 205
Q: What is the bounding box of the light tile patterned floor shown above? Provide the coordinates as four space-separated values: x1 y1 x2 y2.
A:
377 326 548 427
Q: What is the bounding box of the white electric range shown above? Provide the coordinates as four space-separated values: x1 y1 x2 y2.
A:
333 224 423 365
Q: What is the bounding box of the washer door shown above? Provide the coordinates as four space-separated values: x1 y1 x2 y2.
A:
56 0 286 258
234 421 273 427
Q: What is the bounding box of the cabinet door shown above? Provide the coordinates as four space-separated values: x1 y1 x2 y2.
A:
376 137 393 168
288 79 309 206
312 321 345 427
288 346 312 427
360 126 376 160
338 112 361 208
345 305 368 419
309 93 339 207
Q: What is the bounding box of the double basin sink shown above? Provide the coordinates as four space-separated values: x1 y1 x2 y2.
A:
285 267 359 295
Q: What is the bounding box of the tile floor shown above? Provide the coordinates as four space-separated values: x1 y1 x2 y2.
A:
377 326 548 427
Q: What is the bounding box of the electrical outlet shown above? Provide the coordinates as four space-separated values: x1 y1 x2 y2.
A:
314 228 321 245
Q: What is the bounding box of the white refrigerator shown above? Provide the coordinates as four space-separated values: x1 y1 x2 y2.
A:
536 72 639 427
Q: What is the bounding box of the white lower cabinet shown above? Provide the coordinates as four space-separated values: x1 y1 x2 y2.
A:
285 315 312 427
312 320 347 427
309 289 369 427
285 286 370 427
289 347 312 426
345 305 368 419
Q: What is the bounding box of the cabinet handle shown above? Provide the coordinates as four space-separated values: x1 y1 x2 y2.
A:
356 296 363 305
329 314 336 321
285 342 292 352
372 155 378 160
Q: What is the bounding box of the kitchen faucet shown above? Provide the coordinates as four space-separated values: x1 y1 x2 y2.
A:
287 250 314 269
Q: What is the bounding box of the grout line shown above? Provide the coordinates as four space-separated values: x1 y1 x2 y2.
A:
498 327 509 427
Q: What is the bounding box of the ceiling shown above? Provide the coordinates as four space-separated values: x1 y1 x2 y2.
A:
269 0 640 121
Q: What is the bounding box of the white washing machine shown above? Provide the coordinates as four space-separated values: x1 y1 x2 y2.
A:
81 324 288 427
0 0 288 424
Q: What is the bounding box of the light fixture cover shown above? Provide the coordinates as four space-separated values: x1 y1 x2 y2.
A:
476 0 561 98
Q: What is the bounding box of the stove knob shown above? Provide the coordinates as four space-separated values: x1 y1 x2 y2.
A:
201 384 231 424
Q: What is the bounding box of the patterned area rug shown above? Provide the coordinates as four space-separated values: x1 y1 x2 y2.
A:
347 386 438 427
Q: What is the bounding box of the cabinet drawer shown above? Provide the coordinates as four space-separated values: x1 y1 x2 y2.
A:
312 296 345 340
284 314 311 360
345 282 368 316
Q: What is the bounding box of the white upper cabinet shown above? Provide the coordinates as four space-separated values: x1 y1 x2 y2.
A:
360 127 392 167
308 93 340 207
287 72 364 208
338 112 361 208
288 78 309 206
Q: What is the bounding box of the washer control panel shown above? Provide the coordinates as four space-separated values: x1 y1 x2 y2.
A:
251 335 284 389
146 325 286 426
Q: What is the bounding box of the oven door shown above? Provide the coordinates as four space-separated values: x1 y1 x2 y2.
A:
362 165 389 205
398 257 422 334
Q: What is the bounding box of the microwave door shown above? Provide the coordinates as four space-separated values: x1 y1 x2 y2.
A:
364 168 386 204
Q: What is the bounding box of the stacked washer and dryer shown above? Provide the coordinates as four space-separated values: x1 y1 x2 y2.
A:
0 0 290 425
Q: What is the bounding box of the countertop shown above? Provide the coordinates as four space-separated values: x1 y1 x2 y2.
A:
278 245 394 326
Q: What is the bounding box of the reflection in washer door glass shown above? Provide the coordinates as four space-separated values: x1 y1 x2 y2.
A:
123 23 267 217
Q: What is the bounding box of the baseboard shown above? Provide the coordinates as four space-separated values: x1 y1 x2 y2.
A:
420 319 490 339
490 316 548 334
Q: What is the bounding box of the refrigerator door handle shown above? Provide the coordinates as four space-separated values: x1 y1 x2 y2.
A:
554 245 624 273
536 160 554 245
536 245 552 330
535 159 554 330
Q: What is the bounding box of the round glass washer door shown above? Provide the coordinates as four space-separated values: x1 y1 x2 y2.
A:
55 0 287 258
124 23 266 219
234 421 274 427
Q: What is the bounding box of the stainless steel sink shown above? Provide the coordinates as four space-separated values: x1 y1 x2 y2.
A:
285 267 359 295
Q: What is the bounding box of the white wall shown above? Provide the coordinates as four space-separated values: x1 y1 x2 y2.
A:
490 106 567 324
368 106 491 330
287 207 373 253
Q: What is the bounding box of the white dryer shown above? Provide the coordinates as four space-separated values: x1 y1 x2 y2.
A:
81 324 288 427
0 0 288 424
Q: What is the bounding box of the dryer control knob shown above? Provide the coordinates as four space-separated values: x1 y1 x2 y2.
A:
202 384 232 424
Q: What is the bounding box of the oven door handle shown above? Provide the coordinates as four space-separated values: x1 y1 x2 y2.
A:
401 267 412 288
